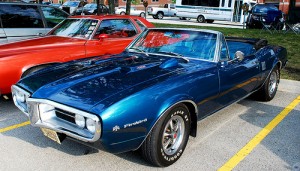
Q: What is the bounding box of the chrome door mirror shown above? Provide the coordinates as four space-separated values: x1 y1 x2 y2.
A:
234 51 245 62
37 33 44 37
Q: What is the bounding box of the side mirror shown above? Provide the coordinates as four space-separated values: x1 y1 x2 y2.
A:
234 51 245 62
98 34 109 40
37 33 44 37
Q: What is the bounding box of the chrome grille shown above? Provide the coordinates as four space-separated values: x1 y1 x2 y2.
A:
55 108 75 124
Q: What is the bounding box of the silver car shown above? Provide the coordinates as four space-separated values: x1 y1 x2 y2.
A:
0 2 69 44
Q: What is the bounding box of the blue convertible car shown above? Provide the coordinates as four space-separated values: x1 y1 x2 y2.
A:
12 28 287 167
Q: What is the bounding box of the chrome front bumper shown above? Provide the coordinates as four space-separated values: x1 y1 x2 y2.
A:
11 85 101 143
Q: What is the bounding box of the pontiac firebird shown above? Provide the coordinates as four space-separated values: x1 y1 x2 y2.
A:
12 28 287 167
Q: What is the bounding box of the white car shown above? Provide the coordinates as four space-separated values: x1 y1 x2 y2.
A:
60 1 85 15
115 7 146 17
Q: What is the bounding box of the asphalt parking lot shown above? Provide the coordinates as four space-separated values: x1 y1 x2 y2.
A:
0 79 299 170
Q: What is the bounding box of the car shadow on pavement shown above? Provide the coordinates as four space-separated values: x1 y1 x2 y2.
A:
237 95 300 170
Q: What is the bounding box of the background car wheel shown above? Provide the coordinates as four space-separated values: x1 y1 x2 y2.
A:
120 11 125 15
140 12 145 18
157 12 164 19
140 104 191 167
252 66 279 101
197 15 205 23
152 15 158 19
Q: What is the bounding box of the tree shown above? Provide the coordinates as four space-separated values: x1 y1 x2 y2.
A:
108 0 115 14
125 0 132 15
96 0 100 15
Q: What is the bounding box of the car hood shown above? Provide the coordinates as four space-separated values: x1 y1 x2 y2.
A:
0 36 86 58
18 53 214 112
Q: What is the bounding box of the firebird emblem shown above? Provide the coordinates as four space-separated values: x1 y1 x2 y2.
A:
113 125 120 132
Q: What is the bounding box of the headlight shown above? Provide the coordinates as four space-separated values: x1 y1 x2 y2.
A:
39 104 55 121
86 118 96 133
15 93 26 103
75 114 85 128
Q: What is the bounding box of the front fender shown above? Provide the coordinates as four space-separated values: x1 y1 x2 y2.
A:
95 93 197 153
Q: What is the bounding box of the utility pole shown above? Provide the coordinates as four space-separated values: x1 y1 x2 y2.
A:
108 0 115 14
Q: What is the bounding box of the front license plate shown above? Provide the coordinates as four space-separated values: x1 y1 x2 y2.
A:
41 128 61 144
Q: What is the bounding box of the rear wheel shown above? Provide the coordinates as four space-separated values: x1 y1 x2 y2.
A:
252 66 279 101
197 15 205 23
140 104 191 167
120 11 125 15
140 12 145 18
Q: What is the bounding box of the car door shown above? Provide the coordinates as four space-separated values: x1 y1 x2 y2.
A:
0 4 46 43
85 19 140 56
217 35 260 105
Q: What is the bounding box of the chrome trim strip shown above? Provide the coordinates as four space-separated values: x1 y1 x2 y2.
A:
26 98 101 143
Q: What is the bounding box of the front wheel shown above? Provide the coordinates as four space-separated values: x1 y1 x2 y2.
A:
152 15 158 19
140 104 191 167
120 11 125 15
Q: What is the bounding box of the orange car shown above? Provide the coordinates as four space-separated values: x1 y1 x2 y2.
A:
0 15 154 96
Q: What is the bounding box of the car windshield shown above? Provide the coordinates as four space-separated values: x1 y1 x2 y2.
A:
253 5 278 14
50 19 98 39
63 1 80 7
128 29 217 61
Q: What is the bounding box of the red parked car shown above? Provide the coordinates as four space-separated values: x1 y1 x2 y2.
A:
0 15 154 96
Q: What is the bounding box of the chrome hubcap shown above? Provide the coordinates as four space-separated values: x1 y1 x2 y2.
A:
162 115 185 155
269 71 277 95
158 13 163 19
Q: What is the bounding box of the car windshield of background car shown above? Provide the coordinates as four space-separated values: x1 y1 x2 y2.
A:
63 1 80 7
253 5 278 13
50 19 98 39
130 30 217 61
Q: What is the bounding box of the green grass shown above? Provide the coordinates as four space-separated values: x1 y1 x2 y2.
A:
154 23 300 81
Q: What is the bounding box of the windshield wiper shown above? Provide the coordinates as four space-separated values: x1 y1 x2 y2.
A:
157 51 189 63
127 47 148 56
